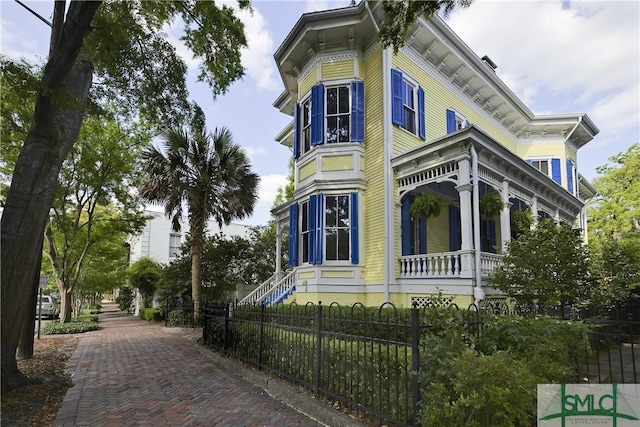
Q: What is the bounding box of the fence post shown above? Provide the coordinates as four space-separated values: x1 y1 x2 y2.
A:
411 302 420 425
315 302 323 394
165 299 169 327
203 302 208 344
224 303 230 351
258 304 265 370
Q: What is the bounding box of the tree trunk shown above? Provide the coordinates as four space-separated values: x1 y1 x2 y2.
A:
58 283 74 323
191 241 202 320
1 59 94 392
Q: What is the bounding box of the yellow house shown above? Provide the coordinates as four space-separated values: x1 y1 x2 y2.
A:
245 2 598 308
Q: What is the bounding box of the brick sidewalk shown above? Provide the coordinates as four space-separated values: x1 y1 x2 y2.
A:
53 305 321 426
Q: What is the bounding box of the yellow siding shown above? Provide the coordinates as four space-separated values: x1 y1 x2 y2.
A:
358 59 364 79
321 59 355 80
363 48 386 285
298 271 316 279
320 270 354 278
520 142 565 159
299 70 318 99
428 210 449 253
322 155 353 171
299 161 316 181
392 55 518 153
566 145 577 162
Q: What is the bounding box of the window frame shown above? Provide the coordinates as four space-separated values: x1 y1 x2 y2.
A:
169 232 182 258
324 194 351 262
325 84 351 144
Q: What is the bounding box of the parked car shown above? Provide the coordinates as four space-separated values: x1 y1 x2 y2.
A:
36 295 60 319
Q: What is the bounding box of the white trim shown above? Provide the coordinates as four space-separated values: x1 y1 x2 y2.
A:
383 47 393 303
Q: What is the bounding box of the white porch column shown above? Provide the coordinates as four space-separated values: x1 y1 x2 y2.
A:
275 223 282 275
500 179 511 252
456 158 474 277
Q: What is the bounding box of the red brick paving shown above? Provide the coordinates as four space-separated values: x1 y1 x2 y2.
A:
53 304 321 426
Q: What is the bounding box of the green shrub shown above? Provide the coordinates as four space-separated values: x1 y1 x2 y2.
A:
167 309 191 326
419 350 537 427
42 318 99 335
139 308 162 322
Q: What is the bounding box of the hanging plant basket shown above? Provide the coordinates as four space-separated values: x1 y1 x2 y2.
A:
410 192 442 219
479 192 504 218
511 209 533 233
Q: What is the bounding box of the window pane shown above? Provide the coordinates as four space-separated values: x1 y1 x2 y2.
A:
326 117 337 144
338 116 349 142
404 108 415 134
337 229 349 260
302 233 309 263
540 161 549 175
301 203 308 232
303 101 311 126
339 86 349 114
337 195 349 226
326 229 337 260
327 87 337 115
325 196 337 227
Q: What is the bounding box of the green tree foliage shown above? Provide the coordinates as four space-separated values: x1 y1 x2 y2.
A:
2 1 252 391
127 258 162 309
588 144 640 310
272 157 295 208
490 219 591 306
139 122 259 316
158 227 277 304
43 115 148 323
378 0 473 52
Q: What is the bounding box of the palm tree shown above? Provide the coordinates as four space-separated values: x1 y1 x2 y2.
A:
139 126 259 316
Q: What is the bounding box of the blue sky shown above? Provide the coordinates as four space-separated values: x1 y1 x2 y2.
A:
2 1 638 226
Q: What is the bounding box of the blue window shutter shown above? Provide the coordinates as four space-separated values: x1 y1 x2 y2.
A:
567 159 574 194
449 205 461 251
418 217 427 254
446 109 457 134
489 219 496 254
350 192 359 264
418 86 426 140
293 103 300 159
551 158 561 185
309 195 317 264
315 194 324 264
401 195 411 256
351 81 365 143
288 204 299 267
311 84 324 146
391 69 404 126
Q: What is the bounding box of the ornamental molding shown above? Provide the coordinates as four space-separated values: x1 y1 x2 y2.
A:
298 52 362 83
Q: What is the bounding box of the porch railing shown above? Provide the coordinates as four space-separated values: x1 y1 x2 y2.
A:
399 251 503 278
399 252 461 277
238 270 294 306
480 252 502 275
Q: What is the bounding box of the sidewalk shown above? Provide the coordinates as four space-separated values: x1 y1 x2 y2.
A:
52 303 323 426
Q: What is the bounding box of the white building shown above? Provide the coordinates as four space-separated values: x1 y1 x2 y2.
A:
128 209 251 266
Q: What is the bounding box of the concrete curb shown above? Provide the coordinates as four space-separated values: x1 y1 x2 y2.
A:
194 342 366 427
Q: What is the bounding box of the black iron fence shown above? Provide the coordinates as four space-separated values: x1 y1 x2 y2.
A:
203 301 481 426
164 297 194 328
202 301 639 427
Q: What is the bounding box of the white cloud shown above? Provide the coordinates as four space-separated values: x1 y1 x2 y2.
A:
236 6 278 91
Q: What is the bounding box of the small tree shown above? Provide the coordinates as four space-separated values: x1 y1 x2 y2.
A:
128 258 162 308
490 219 591 308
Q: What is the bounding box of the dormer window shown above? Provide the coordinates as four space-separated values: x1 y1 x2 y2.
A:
446 109 468 133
